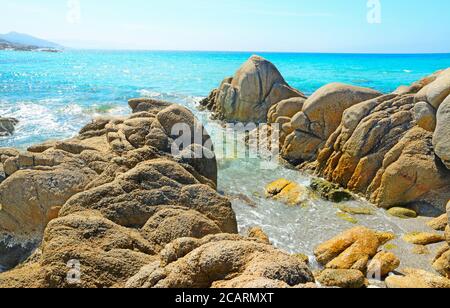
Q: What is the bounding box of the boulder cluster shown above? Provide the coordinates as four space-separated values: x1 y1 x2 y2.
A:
202 55 450 287
0 99 316 288
204 56 450 214
1 55 449 288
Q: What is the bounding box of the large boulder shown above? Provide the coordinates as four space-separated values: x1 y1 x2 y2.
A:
282 83 382 162
311 71 450 211
200 55 305 123
125 234 314 288
413 101 436 132
368 127 450 211
415 68 450 109
433 95 450 169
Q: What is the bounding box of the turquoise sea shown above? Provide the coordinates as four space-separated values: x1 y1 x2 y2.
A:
1 50 450 148
1 51 449 270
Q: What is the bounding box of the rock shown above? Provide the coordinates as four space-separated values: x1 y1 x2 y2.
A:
427 214 448 231
201 55 305 123
433 244 450 278
369 127 450 211
267 97 306 123
413 102 436 132
310 178 353 203
59 158 237 233
0 162 98 237
314 227 395 271
316 269 365 289
309 72 450 212
387 207 418 219
415 68 450 109
386 268 450 289
265 179 310 206
125 234 314 288
141 207 223 249
367 251 400 277
337 205 375 215
433 95 450 169
247 227 270 244
128 98 172 114
412 245 430 255
0 117 19 136
336 213 358 224
282 83 381 162
403 232 445 245
293 253 310 265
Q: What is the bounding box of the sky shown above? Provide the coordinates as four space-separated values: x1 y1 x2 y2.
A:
1 0 449 53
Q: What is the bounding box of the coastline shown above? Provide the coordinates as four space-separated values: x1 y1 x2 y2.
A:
0 53 448 287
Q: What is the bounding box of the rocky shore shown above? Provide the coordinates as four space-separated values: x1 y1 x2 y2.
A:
0 55 449 288
0 99 316 288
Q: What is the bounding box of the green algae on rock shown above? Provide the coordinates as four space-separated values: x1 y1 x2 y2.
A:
310 178 354 203
403 232 445 245
387 207 418 219
338 204 375 215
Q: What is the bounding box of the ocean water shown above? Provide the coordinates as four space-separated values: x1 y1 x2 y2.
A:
1 50 449 272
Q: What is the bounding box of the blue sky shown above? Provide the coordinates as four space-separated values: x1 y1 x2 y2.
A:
1 0 449 53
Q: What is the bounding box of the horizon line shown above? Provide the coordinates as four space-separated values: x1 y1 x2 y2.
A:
58 47 450 55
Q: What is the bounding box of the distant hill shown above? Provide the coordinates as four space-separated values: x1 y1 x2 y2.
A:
0 32 63 51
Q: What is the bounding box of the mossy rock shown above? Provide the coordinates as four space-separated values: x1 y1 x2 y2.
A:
403 232 445 245
310 178 354 203
387 207 417 219
384 243 399 251
265 179 310 206
293 253 310 265
338 205 375 215
337 212 358 224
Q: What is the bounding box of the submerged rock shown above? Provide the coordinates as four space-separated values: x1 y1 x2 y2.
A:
310 178 353 203
0 117 19 137
387 207 418 219
403 232 445 245
412 245 430 255
337 205 375 215
314 227 395 271
247 227 270 244
200 55 304 123
265 178 310 206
